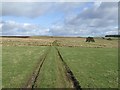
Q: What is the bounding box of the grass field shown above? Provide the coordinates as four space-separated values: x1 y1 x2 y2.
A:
58 47 118 88
0 46 2 89
2 46 47 88
1 36 118 88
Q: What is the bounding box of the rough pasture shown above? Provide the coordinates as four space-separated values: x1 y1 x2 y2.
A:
1 37 118 48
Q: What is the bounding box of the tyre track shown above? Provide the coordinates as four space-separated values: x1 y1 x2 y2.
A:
55 47 82 90
22 40 82 89
55 47 73 88
22 47 51 89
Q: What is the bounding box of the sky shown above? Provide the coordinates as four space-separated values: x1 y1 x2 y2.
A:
0 2 118 37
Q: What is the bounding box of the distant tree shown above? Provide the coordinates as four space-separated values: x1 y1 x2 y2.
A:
105 35 120 37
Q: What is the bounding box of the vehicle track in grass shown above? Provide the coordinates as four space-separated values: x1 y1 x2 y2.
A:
23 40 81 89
22 47 51 88
55 47 82 90
53 40 81 89
53 46 73 88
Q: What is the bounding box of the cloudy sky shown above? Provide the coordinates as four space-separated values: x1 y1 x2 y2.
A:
0 2 118 37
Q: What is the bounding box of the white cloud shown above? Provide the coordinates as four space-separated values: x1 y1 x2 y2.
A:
0 23 3 30
1 2 118 36
1 2 85 18
50 2 118 37
1 20 50 36
105 30 118 35
1 0 119 2
94 1 102 9
1 2 53 18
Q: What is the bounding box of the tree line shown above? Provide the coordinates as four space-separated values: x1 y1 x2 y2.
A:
105 35 120 37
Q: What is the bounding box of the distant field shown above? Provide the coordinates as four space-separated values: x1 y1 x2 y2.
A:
1 36 118 88
1 37 118 48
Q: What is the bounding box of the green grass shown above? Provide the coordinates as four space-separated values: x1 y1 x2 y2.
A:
2 46 47 88
58 47 118 88
2 37 118 88
0 46 2 89
35 46 72 88
36 47 57 88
